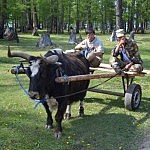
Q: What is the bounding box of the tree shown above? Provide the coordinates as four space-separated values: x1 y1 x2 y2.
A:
32 4 38 29
76 0 79 33
116 0 123 29
1 0 149 35
26 0 33 30
67 0 72 32
0 0 7 38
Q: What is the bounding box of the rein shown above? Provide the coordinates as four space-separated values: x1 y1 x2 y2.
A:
14 63 120 106
53 72 119 99
14 65 46 109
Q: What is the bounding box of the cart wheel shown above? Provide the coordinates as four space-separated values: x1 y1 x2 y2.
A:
124 84 142 110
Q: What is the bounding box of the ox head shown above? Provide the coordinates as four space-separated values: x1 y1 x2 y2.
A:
8 46 61 99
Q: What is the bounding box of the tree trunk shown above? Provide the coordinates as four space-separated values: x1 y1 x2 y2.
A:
109 30 117 41
87 1 92 28
116 0 123 29
128 1 134 32
26 0 33 30
68 1 71 32
76 0 79 33
50 0 59 33
36 34 52 47
0 0 7 39
32 5 38 28
60 0 64 33
0 15 5 39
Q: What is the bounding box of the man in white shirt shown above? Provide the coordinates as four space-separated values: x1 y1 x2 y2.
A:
75 28 104 67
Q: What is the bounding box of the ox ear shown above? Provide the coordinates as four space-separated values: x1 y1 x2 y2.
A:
46 55 59 63
41 54 62 65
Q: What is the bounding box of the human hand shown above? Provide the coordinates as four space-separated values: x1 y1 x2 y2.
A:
125 63 132 71
75 44 86 50
92 47 96 51
119 37 125 46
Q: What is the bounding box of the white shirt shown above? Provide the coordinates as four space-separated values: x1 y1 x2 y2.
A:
80 36 104 53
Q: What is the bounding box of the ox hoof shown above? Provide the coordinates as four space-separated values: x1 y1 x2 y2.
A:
45 124 53 129
54 131 62 138
64 113 71 120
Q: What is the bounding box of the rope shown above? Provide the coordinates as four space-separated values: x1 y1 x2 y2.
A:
53 71 119 99
14 65 46 109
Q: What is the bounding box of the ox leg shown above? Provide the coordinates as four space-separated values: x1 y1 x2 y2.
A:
78 100 84 117
42 102 53 129
64 104 71 120
55 103 67 138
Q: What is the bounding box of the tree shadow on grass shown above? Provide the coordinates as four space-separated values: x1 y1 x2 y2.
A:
85 96 150 113
84 96 150 129
69 95 150 149
135 97 150 126
69 113 140 150
85 96 124 109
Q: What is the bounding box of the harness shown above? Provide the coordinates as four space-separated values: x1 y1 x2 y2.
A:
14 64 46 109
13 62 120 108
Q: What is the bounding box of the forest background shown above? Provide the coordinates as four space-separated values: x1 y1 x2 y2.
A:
0 0 150 37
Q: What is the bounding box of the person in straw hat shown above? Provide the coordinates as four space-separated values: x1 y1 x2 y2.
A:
109 29 143 74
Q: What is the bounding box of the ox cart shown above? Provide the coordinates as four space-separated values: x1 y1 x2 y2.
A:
11 62 146 111
55 63 146 111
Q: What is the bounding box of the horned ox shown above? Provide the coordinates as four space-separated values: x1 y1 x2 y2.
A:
8 48 90 138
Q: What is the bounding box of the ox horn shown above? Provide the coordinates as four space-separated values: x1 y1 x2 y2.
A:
8 46 31 61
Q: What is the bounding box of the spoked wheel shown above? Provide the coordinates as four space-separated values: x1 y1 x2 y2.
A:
124 84 142 110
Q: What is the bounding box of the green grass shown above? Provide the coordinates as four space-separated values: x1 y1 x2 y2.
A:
0 31 150 150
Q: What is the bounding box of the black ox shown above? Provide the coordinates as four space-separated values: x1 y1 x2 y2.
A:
8 48 90 138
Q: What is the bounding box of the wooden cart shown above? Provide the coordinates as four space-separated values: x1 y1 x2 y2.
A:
55 63 146 110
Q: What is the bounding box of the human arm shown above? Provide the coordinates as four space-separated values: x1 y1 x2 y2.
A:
75 40 87 50
130 42 143 64
132 52 143 64
124 62 134 71
124 41 143 70
125 40 143 64
93 38 104 57
92 48 104 57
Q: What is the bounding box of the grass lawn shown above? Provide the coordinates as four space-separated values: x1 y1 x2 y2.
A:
0 30 150 150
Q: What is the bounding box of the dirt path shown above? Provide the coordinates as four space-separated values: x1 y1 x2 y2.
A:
139 132 150 150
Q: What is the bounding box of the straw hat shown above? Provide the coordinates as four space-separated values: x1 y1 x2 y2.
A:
116 29 125 38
